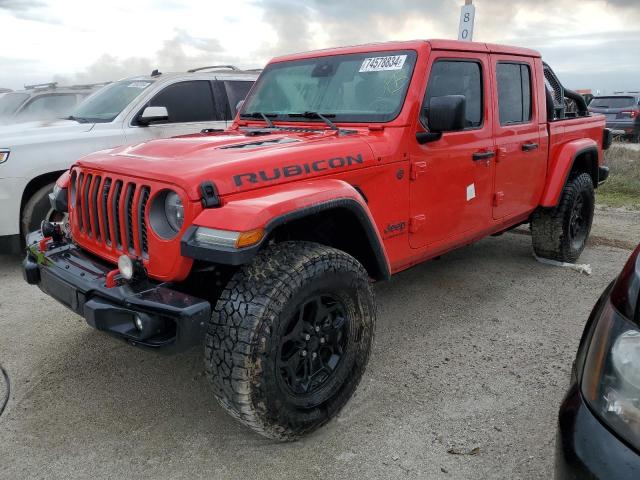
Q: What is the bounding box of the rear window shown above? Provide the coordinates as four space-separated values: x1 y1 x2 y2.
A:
224 80 253 118
590 97 636 108
496 63 532 125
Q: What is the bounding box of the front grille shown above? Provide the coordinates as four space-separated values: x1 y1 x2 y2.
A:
124 183 135 254
138 187 151 257
101 178 112 246
72 169 151 258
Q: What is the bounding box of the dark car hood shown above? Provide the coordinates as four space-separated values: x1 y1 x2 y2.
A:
611 244 640 323
76 129 376 201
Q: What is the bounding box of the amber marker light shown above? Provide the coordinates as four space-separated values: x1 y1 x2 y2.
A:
235 229 265 248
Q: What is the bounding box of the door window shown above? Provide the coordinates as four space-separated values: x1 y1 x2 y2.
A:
224 81 253 118
422 60 483 129
496 63 532 125
147 81 217 123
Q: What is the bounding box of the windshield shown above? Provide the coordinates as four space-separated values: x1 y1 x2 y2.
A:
0 93 29 116
241 50 417 123
70 79 154 122
590 96 637 109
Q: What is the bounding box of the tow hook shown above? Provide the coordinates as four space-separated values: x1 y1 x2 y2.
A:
105 269 121 288
38 236 52 252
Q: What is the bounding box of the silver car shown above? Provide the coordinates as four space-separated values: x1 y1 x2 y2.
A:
0 82 108 125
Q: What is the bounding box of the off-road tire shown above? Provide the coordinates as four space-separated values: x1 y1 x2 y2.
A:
204 241 376 441
21 183 55 238
531 172 595 263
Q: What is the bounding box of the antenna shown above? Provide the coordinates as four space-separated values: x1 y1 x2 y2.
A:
458 0 476 41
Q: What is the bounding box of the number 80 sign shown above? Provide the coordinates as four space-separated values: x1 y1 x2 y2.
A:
458 2 476 41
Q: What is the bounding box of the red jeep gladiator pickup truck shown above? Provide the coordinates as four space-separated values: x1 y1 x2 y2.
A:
24 39 611 440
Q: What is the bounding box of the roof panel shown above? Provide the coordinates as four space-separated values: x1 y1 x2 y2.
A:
269 39 541 64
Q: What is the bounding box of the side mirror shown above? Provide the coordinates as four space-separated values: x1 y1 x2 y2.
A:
428 95 466 132
416 95 467 145
138 106 169 126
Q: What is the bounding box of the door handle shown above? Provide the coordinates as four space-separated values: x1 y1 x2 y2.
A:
522 142 539 152
472 151 496 161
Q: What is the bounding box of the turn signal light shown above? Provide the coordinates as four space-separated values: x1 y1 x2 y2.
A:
236 229 264 248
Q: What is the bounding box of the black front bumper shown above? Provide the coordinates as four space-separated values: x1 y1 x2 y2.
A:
23 233 211 353
555 382 640 479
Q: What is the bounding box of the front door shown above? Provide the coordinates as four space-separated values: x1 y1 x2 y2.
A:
491 56 546 219
126 80 227 144
409 52 495 249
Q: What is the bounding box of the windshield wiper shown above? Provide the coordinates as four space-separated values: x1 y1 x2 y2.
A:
240 111 277 128
66 115 89 124
287 112 338 130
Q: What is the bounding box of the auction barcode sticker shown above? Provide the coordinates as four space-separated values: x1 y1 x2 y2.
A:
359 55 407 72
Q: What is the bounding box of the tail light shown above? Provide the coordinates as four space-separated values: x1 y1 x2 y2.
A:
620 110 639 118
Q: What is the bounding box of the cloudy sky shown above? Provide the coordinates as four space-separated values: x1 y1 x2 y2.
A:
0 0 638 93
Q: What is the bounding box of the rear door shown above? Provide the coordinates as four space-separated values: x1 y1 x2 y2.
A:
215 79 254 122
491 56 546 219
409 52 495 249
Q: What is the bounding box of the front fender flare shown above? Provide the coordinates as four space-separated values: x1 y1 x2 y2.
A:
539 139 599 208
181 179 391 280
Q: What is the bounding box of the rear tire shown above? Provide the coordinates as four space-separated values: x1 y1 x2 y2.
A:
204 241 376 440
531 172 595 263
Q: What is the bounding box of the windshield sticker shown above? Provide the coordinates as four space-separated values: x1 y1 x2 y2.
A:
359 55 407 73
127 81 151 89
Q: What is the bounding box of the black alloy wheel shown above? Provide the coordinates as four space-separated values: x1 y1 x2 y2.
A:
569 192 590 250
277 294 349 399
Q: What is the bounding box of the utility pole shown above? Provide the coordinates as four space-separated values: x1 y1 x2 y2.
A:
458 0 476 41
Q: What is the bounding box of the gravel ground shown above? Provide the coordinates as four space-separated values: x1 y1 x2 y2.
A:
0 209 638 480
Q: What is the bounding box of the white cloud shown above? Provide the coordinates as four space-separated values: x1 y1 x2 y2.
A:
0 0 638 93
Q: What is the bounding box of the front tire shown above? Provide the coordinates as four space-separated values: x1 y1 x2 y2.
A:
21 182 66 241
531 172 595 262
205 241 376 440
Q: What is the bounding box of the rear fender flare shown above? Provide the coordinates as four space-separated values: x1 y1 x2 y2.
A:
181 179 391 280
539 139 599 207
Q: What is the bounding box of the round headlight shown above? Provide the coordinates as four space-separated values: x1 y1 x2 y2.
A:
164 191 184 232
611 330 640 390
149 190 185 240
118 254 134 280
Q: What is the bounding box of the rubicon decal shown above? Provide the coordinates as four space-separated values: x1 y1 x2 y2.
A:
233 154 364 187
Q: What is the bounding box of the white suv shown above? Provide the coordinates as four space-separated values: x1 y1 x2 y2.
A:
0 66 258 253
